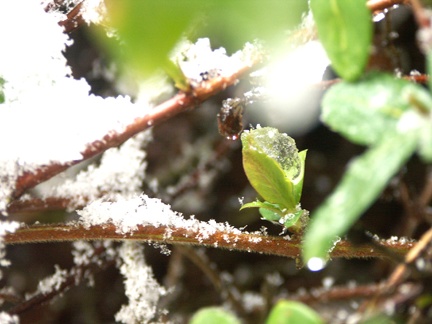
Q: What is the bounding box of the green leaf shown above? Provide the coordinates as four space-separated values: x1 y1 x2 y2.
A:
310 0 372 81
189 307 241 324
0 77 4 104
293 150 307 205
280 209 305 229
259 207 285 223
303 131 418 264
266 300 324 324
322 72 432 146
241 127 305 210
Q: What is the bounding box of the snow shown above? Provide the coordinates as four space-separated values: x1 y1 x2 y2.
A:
77 193 244 242
0 312 19 324
37 131 151 210
174 38 261 86
81 0 107 25
115 242 167 324
35 265 68 295
0 221 21 279
0 0 152 213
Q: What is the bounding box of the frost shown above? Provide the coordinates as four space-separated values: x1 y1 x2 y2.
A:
115 242 167 324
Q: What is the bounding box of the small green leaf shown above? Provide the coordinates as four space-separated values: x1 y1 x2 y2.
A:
310 0 372 81
189 307 241 324
293 150 307 205
241 127 305 211
322 72 432 146
266 300 324 324
259 207 284 223
280 209 305 230
303 131 418 264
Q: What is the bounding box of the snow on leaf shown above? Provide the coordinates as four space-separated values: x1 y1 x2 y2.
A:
115 242 167 324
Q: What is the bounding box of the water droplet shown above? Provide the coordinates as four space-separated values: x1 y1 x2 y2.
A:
307 257 326 271
147 120 154 126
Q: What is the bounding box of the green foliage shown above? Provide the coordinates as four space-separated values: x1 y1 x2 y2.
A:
240 127 307 231
189 307 241 324
103 0 307 81
266 300 324 324
0 77 4 104
310 0 372 81
303 72 432 264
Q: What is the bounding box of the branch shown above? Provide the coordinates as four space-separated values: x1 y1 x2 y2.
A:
10 56 261 202
4 223 414 259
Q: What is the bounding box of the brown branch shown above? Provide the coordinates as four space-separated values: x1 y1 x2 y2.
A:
58 1 85 33
7 197 76 214
176 246 245 315
10 57 261 203
386 226 432 288
4 223 414 259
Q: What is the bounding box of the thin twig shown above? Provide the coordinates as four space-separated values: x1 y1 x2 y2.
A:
8 244 114 315
176 246 245 315
4 223 415 259
290 283 380 305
